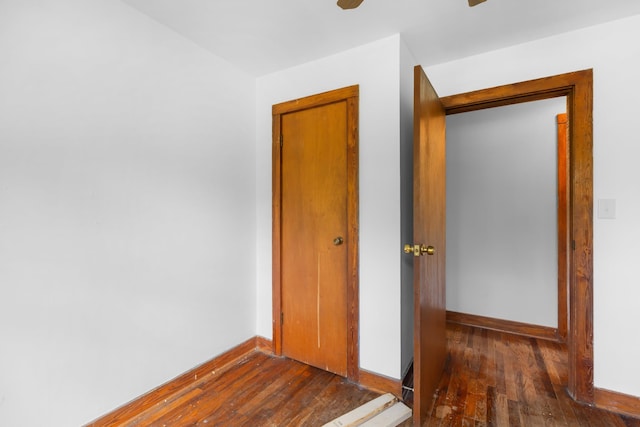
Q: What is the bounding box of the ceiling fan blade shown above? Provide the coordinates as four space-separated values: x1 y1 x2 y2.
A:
468 0 487 6
337 0 364 10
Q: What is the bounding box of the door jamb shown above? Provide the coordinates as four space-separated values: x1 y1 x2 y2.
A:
557 113 569 342
272 85 360 381
440 69 594 404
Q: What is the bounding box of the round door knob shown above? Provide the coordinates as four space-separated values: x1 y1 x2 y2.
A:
422 245 435 255
333 236 344 246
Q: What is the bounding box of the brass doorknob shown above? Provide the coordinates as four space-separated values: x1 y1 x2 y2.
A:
403 244 435 257
333 236 344 246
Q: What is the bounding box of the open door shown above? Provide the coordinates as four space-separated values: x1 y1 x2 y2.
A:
410 65 447 425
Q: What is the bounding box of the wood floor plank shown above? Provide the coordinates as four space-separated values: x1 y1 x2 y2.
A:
484 385 495 425
237 360 313 419
243 365 320 424
148 353 275 425
211 362 313 423
493 391 510 426
252 371 336 425
126 387 203 426
462 387 478 420
493 342 507 396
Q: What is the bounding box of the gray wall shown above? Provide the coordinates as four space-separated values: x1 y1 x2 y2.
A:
446 97 566 327
399 41 417 378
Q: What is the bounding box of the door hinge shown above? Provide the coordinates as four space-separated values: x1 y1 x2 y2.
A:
281 312 284 325
280 134 283 147
572 240 576 250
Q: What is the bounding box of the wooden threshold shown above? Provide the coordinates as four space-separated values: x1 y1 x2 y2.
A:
84 336 271 426
447 310 561 342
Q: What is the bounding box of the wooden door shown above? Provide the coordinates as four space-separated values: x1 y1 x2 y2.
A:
412 65 447 425
273 86 359 378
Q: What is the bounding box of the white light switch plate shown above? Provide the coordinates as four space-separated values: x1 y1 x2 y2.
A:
598 199 616 219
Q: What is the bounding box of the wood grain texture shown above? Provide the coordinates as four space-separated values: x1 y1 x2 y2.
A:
595 388 640 419
272 85 359 116
447 310 561 342
440 71 584 115
86 327 640 426
346 94 360 381
557 112 569 342
413 65 448 426
272 85 359 381
358 368 403 398
567 69 594 405
89 351 383 427
421 323 640 426
272 112 283 356
256 335 274 354
280 99 348 376
441 68 594 405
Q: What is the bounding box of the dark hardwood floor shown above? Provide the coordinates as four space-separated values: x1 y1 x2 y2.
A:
420 323 640 426
123 351 381 426
118 323 639 426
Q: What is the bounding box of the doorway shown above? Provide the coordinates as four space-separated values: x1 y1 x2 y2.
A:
445 97 568 340
272 86 360 380
410 68 594 422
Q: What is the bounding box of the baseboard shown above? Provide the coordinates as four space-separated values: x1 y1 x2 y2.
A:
256 335 274 354
594 387 640 419
447 310 561 342
358 368 403 398
84 336 271 426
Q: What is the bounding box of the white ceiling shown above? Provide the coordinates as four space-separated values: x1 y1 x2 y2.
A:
122 0 640 76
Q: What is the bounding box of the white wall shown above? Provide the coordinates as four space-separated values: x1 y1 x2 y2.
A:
446 98 565 327
0 1 256 425
424 14 640 397
256 35 404 379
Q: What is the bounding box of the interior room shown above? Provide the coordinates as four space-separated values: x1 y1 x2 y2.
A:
1 0 640 425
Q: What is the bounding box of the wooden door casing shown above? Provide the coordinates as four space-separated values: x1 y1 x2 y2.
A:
557 113 569 342
440 69 594 404
272 86 360 380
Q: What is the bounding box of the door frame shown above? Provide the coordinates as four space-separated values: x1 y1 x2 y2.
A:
272 85 360 381
440 69 594 404
557 112 569 342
